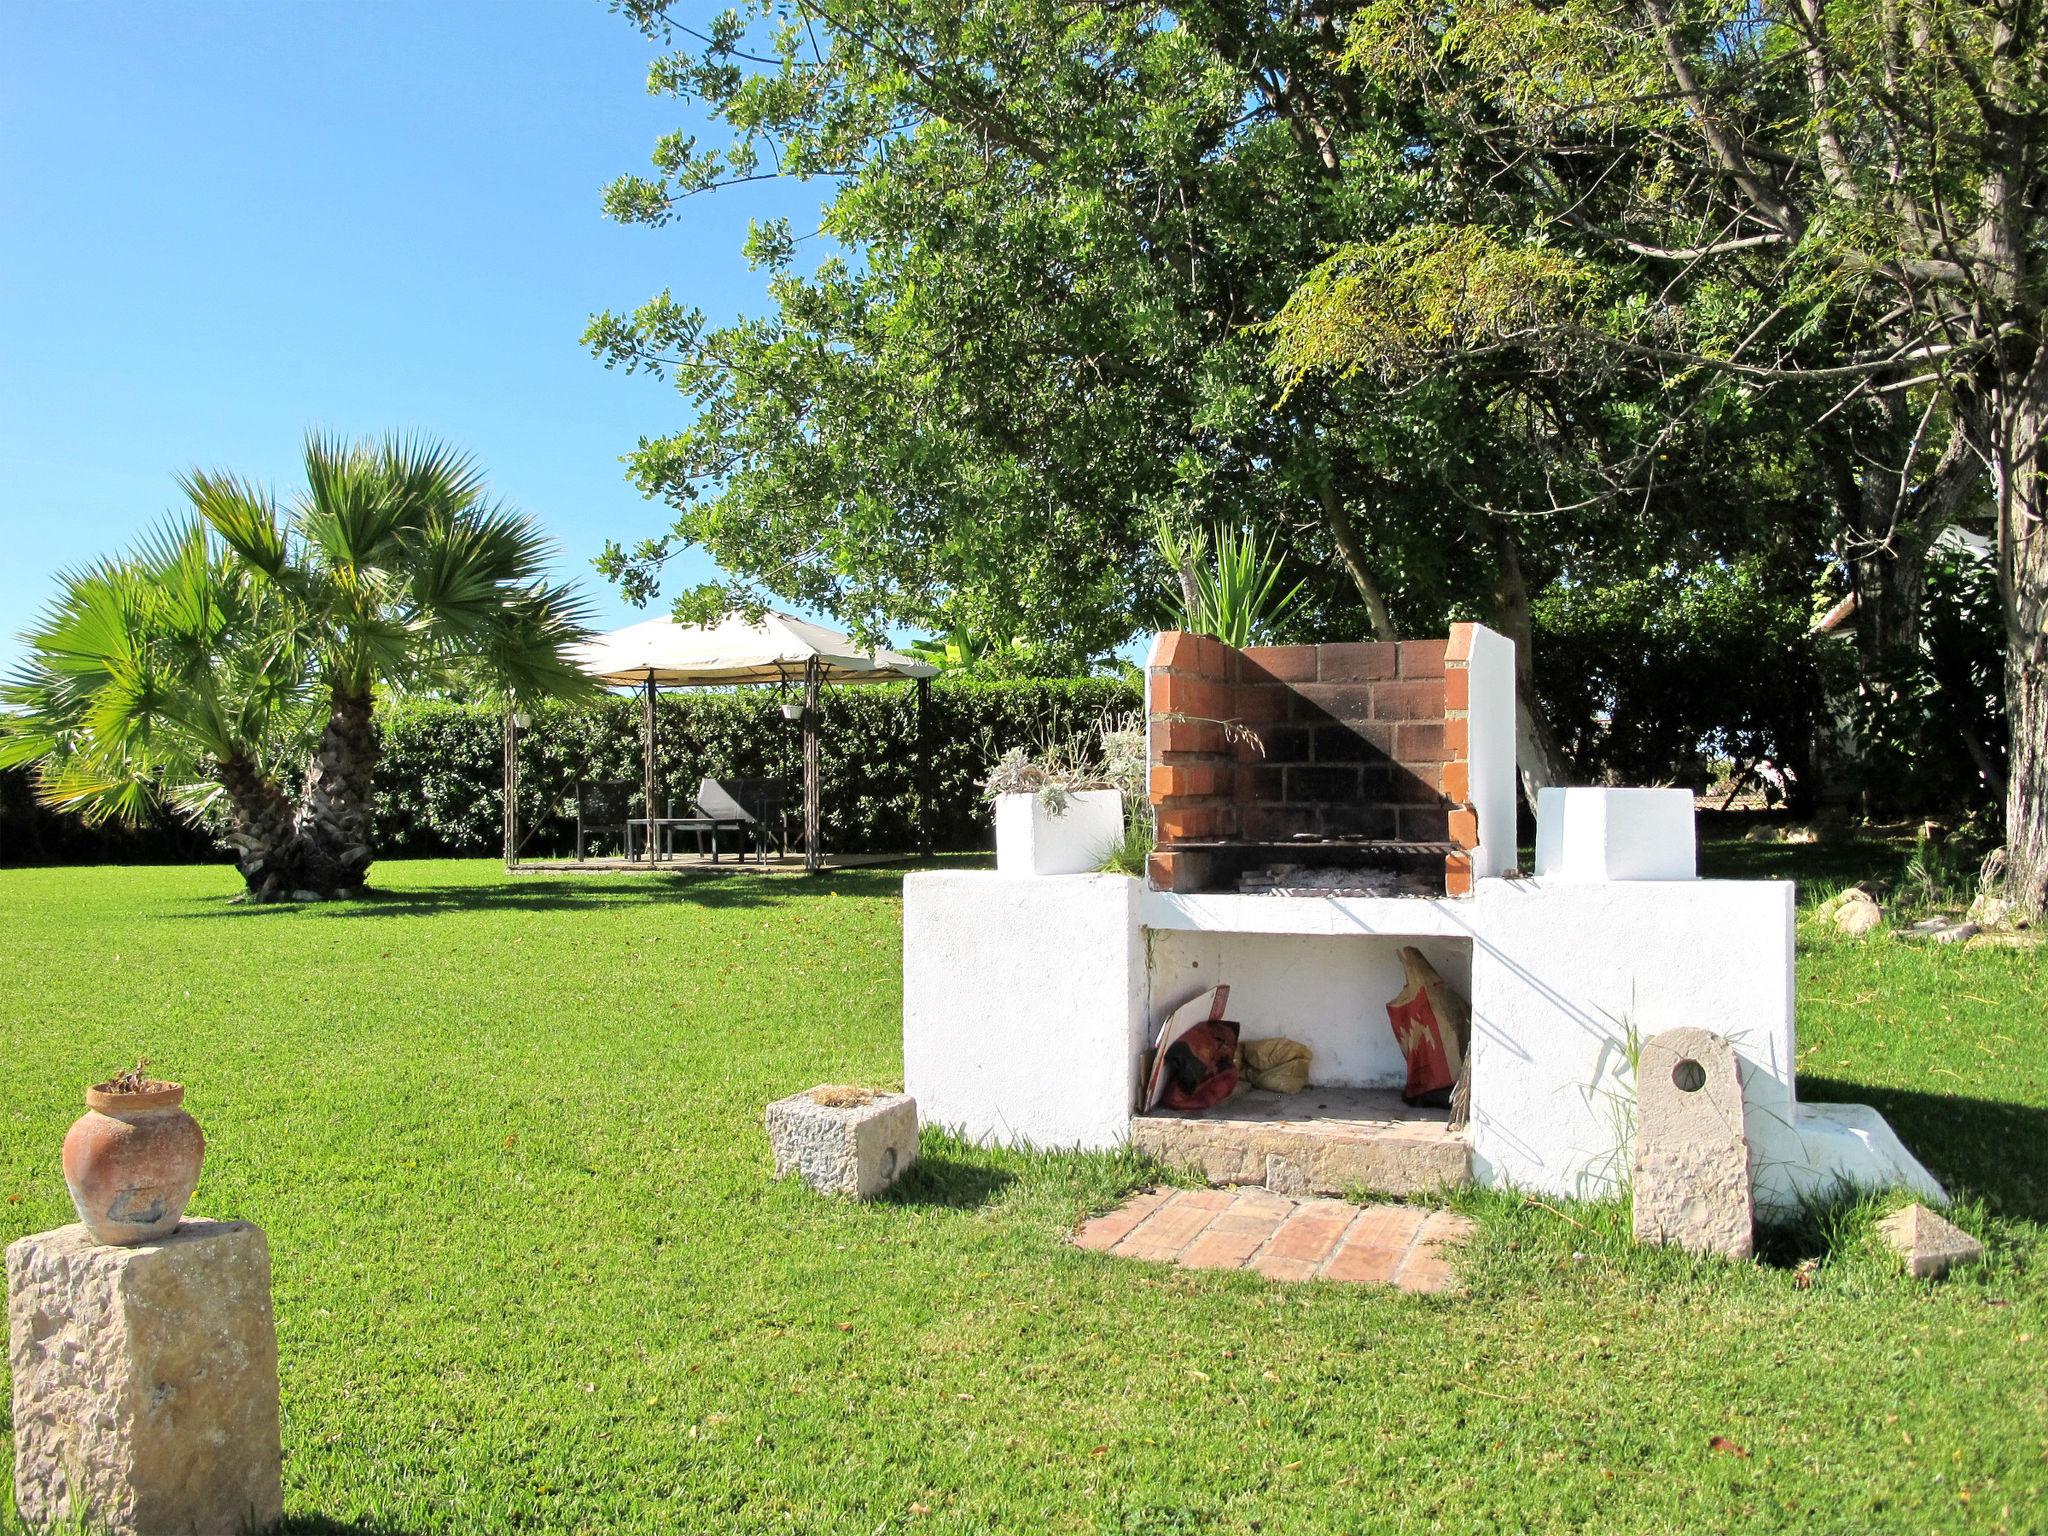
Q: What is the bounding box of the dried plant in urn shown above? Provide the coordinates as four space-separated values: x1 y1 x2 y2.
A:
61 1059 206 1245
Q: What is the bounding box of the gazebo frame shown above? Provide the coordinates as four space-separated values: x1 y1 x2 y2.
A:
502 615 936 874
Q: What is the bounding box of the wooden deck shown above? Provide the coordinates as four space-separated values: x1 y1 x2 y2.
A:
508 851 914 875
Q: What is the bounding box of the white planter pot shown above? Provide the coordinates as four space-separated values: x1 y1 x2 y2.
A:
994 789 1125 876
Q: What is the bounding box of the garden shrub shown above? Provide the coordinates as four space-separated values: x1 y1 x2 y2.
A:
374 676 1142 858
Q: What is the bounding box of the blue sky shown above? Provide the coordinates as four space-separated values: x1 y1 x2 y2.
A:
0 0 817 678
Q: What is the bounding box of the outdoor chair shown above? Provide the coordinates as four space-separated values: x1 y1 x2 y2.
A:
573 779 636 861
686 777 790 865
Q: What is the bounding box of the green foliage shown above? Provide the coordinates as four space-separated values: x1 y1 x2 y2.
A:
1152 519 1304 649
1534 557 1831 789
196 434 597 705
3 436 598 894
1267 224 1599 389
0 520 314 827
1847 542 2007 815
374 677 1141 857
585 1 1609 660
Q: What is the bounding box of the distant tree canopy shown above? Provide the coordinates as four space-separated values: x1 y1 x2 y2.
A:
588 1 2021 850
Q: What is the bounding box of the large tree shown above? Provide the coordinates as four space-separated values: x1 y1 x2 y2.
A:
591 0 1829 796
2 436 594 899
1267 0 2040 896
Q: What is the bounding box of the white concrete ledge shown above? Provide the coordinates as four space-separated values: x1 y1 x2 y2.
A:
1139 890 1474 938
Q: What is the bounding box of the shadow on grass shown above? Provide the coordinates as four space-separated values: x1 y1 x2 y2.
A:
1801 1077 2048 1222
182 867 922 920
882 1151 1018 1209
1699 826 1909 889
278 1518 424 1536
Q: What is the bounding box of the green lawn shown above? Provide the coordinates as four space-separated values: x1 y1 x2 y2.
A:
1 853 2042 1534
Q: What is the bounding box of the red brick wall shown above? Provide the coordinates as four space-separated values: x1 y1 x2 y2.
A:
1145 630 1483 895
1146 633 1240 886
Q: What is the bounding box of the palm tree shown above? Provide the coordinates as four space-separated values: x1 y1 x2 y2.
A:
0 518 316 896
4 435 594 900
193 433 595 892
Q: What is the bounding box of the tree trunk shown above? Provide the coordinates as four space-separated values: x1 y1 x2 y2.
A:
216 755 303 902
1826 422 1984 805
1315 478 1397 641
1994 375 2048 915
1489 518 1571 806
300 686 380 895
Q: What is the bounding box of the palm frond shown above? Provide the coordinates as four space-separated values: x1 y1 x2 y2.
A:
300 431 409 573
181 470 289 578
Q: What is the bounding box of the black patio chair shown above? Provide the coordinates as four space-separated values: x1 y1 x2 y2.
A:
573 779 635 861
690 777 790 864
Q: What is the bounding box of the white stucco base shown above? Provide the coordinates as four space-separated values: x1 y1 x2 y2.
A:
901 870 1945 1213
903 871 1145 1149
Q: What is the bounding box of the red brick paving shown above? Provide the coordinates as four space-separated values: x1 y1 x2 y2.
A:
1074 1187 1474 1292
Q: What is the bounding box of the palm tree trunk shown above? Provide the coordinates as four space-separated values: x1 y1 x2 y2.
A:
300 685 380 894
216 755 303 901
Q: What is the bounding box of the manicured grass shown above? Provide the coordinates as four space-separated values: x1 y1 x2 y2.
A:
1 853 2042 1534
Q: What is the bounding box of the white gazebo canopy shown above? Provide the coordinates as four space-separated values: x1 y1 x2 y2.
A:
524 610 936 874
567 611 937 688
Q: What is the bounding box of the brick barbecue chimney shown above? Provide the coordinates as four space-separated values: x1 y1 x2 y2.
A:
1145 624 1517 896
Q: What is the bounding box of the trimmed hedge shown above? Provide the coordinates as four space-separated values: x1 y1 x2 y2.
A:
0 765 212 868
375 677 1142 858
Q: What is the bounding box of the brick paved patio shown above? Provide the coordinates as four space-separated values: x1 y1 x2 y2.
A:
1073 1187 1476 1292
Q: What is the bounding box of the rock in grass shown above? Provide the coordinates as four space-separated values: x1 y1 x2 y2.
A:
1966 893 2013 929
1965 930 2042 951
1831 891 1883 936
1876 1202 1983 1279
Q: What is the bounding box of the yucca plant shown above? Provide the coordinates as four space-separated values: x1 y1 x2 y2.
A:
4 434 595 900
1153 517 1304 648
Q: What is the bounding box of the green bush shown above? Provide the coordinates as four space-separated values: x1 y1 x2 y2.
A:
374 677 1142 858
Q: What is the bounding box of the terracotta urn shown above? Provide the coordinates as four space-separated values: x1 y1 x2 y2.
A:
61 1079 206 1245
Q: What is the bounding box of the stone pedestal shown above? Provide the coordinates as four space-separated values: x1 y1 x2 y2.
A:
1631 1027 1755 1260
7 1220 283 1536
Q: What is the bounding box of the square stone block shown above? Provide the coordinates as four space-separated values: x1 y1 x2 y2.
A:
8 1219 283 1536
765 1088 918 1198
1535 787 1697 882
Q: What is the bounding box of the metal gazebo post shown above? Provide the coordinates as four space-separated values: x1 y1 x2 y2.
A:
642 669 658 863
916 676 933 858
803 655 823 872
501 701 519 870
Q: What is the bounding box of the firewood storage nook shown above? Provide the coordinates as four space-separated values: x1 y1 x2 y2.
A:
901 626 1944 1212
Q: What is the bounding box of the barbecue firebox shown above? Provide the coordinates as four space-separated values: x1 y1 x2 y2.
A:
1145 625 1518 896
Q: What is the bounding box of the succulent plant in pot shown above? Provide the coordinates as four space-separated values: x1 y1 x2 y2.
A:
980 715 1137 877
62 1059 206 1246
